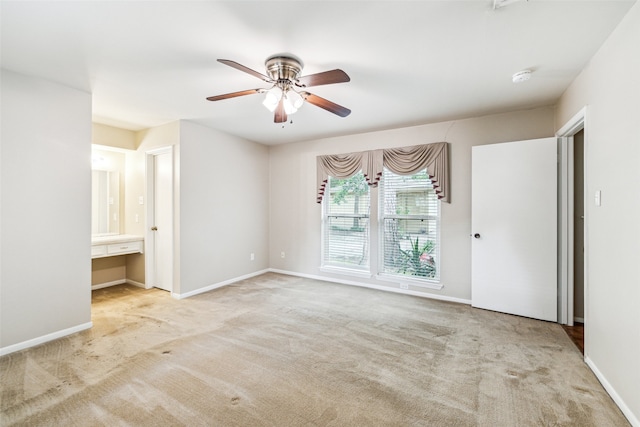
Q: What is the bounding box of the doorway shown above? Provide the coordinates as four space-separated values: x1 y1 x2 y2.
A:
557 107 587 354
573 130 585 325
145 147 174 293
563 129 585 354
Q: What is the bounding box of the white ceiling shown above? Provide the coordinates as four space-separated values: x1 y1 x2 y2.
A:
1 1 635 145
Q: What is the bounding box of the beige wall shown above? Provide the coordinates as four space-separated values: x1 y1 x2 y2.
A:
1 69 92 350
91 257 126 286
136 121 181 150
556 2 640 423
178 121 270 295
93 123 136 150
269 106 556 301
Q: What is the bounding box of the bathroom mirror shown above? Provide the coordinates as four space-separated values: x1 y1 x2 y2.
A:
92 169 120 235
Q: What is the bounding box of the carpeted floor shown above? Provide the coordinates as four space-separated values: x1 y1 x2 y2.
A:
0 273 630 426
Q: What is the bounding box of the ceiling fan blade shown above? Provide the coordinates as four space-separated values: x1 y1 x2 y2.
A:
206 89 263 102
297 69 350 88
274 98 288 123
218 59 272 83
301 92 351 117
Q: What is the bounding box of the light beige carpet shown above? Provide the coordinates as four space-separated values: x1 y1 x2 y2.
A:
0 273 630 426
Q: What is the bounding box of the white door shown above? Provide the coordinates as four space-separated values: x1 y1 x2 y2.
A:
151 150 173 292
471 138 557 322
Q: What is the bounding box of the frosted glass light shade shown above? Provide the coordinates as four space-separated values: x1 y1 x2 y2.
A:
262 86 282 112
283 96 297 115
287 90 304 109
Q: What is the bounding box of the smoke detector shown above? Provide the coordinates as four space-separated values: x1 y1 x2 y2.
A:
512 69 532 83
494 0 528 9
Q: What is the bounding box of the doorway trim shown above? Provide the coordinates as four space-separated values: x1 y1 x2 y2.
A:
556 106 587 327
145 146 174 292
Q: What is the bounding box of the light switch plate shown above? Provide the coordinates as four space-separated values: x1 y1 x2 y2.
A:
595 190 601 206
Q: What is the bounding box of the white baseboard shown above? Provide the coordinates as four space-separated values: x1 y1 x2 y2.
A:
173 269 271 299
0 322 93 357
126 279 146 289
585 356 639 427
91 279 126 290
91 279 146 290
574 316 584 323
268 268 471 305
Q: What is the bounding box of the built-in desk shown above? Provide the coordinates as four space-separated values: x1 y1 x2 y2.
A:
91 234 144 259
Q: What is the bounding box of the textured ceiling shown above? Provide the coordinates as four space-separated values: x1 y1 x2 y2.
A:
1 1 636 145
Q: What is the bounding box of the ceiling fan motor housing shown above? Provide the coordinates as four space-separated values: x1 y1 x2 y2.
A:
265 55 303 83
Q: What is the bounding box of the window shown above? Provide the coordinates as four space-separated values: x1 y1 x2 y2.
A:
322 172 370 271
318 143 447 286
380 168 440 281
321 168 440 283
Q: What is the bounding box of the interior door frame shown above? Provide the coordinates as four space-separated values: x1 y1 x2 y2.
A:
556 106 587 327
145 146 174 292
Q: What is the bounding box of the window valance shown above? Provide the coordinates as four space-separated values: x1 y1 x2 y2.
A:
317 142 450 203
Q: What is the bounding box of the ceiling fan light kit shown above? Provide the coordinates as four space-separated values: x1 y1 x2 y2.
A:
207 54 351 123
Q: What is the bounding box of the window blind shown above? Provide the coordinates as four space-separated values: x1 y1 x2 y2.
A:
322 173 370 270
380 168 440 280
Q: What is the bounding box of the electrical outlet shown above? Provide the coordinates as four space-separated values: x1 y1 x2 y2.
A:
400 283 409 290
281 251 285 259
250 253 255 261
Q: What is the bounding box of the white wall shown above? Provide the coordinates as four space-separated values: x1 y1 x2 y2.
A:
1 69 92 351
269 106 556 301
556 2 640 424
178 121 270 295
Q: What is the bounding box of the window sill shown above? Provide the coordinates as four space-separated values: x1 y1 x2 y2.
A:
319 266 373 279
375 273 443 290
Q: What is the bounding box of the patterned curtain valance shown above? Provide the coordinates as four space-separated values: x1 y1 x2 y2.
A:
317 142 449 203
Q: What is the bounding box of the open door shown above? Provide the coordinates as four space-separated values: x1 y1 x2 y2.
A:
146 147 174 292
471 138 557 322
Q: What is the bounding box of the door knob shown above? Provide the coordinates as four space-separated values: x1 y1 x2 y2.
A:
474 233 481 239
151 226 158 231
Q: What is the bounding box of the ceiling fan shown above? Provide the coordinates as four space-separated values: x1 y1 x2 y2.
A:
206 54 351 123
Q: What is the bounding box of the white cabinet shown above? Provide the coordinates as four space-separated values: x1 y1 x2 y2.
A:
91 245 107 258
91 235 143 259
106 241 143 256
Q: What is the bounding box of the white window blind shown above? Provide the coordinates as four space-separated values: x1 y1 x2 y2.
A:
322 172 370 270
380 168 440 281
